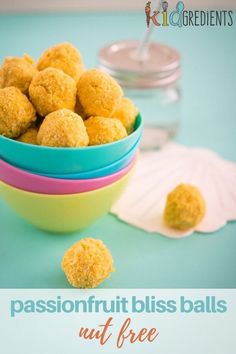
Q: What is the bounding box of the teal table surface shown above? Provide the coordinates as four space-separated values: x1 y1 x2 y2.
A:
0 12 235 288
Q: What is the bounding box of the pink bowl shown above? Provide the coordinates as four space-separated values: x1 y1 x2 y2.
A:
0 156 137 195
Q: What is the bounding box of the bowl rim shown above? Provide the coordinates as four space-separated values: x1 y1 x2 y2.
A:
19 137 141 180
0 153 138 185
0 165 135 198
0 113 142 151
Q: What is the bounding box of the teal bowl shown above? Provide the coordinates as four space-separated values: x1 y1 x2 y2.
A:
0 114 142 175
31 137 141 179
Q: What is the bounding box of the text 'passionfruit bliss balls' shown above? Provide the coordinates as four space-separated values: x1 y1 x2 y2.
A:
17 125 38 145
0 54 37 95
62 238 114 289
77 69 123 117
112 97 138 134
164 183 206 231
0 87 36 138
85 116 127 145
29 67 76 116
37 42 84 82
37 109 89 147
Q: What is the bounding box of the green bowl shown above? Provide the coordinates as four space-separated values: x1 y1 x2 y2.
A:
0 167 134 233
0 114 142 175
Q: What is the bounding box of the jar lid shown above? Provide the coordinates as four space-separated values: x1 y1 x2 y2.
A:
98 40 181 89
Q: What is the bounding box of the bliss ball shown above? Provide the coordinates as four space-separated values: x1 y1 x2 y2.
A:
85 116 127 145
17 125 38 145
37 108 89 147
62 238 114 289
164 183 206 230
0 87 36 138
0 54 37 95
112 97 138 134
29 67 76 116
77 69 123 117
37 42 84 82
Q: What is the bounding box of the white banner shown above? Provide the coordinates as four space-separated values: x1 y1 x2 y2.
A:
0 289 235 354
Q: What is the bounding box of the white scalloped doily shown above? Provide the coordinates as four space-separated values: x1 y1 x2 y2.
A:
111 144 236 238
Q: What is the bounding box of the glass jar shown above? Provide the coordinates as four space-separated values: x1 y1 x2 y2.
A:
98 40 181 149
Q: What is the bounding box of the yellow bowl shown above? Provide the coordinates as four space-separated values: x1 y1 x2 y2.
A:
0 169 133 233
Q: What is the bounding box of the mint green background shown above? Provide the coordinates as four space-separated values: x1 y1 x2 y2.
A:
0 12 235 288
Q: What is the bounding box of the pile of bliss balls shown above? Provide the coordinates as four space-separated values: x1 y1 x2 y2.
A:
0 42 138 147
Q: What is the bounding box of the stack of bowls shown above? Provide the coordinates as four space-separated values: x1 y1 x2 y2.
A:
0 114 142 232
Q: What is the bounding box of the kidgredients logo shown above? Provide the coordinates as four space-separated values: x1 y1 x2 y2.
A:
145 1 234 28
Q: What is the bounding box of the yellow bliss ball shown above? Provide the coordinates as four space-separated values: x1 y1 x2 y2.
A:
112 97 138 134
0 87 36 138
85 116 127 145
37 109 89 147
0 54 37 95
164 183 206 230
62 238 114 288
37 42 85 82
77 69 123 117
29 67 76 117
17 125 38 145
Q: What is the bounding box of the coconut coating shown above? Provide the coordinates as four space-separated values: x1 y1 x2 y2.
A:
77 69 123 117
17 126 38 145
85 116 127 145
164 184 206 230
112 97 138 134
62 238 114 289
0 54 37 95
37 42 84 82
37 109 89 147
29 67 76 117
0 68 3 88
0 87 36 138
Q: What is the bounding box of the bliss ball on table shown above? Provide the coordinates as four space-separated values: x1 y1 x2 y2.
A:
164 183 206 231
77 69 123 117
29 67 76 117
37 42 85 82
85 116 127 145
37 108 89 147
0 87 36 138
62 238 114 289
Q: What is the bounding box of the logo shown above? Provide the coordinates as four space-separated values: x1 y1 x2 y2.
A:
145 1 234 28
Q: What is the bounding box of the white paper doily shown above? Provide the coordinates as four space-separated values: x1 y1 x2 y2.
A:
111 144 236 238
